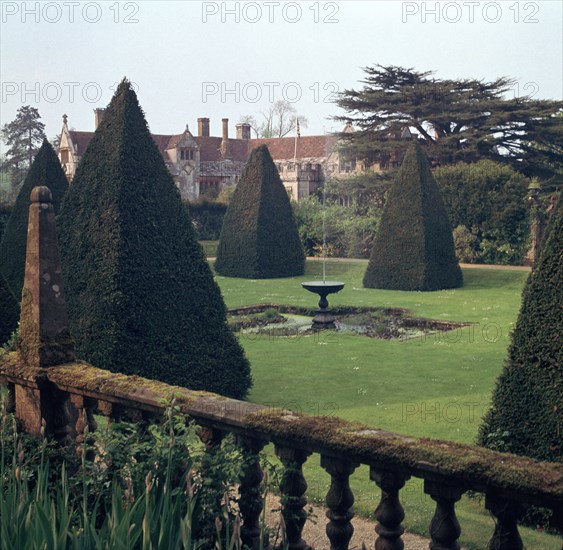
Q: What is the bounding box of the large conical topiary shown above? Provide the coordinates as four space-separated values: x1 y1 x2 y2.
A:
0 140 68 298
363 141 462 290
478 194 562 462
57 80 251 399
215 145 305 278
0 273 18 344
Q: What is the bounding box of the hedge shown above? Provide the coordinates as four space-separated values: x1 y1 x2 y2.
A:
215 145 305 278
363 141 462 290
0 140 68 298
478 193 562 463
57 80 251 399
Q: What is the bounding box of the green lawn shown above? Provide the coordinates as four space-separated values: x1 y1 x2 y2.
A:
214 260 561 550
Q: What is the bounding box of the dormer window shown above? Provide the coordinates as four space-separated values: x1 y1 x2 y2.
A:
180 149 194 161
60 149 69 163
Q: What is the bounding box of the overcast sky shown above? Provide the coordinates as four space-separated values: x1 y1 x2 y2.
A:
1 0 561 143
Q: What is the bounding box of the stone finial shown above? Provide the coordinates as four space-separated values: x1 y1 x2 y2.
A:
63 114 68 125
18 186 75 368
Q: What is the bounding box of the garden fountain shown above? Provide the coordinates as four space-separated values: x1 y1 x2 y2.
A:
302 156 345 329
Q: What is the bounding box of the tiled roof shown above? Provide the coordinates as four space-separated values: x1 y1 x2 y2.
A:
68 131 336 164
68 131 94 156
194 137 249 162
248 135 336 160
152 134 174 154
165 134 185 150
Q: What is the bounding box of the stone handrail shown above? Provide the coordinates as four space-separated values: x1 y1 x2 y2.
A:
1 354 562 550
1 186 561 549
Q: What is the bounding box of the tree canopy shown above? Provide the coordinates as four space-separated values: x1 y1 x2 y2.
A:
1 106 47 188
335 65 562 180
57 79 251 399
240 100 309 138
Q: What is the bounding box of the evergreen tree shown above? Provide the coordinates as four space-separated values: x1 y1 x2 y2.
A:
336 65 562 179
363 141 462 291
478 194 562 462
0 272 18 344
0 140 68 298
1 106 47 187
215 145 305 278
57 80 251 399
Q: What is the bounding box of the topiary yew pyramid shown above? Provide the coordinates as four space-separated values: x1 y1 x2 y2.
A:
0 140 69 298
363 141 462 291
478 194 562 463
215 145 305 278
57 79 251 399
0 272 18 344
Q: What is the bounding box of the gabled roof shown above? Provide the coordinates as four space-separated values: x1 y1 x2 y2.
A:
248 135 336 160
67 131 94 156
66 131 337 164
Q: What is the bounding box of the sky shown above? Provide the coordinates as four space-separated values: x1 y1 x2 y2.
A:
1 0 562 144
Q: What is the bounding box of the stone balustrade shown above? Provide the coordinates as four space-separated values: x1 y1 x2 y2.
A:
1 355 562 550
1 187 562 549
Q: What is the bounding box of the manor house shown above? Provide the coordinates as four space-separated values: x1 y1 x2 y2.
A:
58 110 406 201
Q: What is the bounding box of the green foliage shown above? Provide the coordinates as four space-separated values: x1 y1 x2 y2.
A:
0 140 68 298
0 204 12 241
215 145 305 278
363 141 462 290
0 401 277 549
452 225 480 263
57 80 251 399
336 64 563 179
1 105 47 186
434 160 531 265
293 197 381 258
0 273 18 344
188 199 227 240
478 194 562 463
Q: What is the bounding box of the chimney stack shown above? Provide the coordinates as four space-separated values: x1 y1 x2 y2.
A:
236 123 251 140
198 118 210 137
220 118 230 159
94 108 106 130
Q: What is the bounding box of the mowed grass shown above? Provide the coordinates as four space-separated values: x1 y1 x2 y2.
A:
213 260 561 550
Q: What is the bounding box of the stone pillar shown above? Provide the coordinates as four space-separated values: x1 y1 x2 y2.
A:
14 186 77 438
18 186 76 368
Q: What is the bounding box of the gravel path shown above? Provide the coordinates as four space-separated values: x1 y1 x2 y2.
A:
263 494 429 550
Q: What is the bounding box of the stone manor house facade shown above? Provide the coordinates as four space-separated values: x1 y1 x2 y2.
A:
58 109 409 201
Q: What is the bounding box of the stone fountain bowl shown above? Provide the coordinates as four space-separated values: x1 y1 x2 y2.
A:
301 281 345 297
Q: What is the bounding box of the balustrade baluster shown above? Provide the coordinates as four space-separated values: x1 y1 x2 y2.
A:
97 401 124 422
370 467 410 550
4 383 15 413
321 455 359 550
485 493 527 550
237 435 271 550
275 445 312 550
424 480 465 550
51 390 77 446
69 395 97 459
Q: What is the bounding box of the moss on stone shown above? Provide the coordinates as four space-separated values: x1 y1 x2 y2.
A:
244 409 563 500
